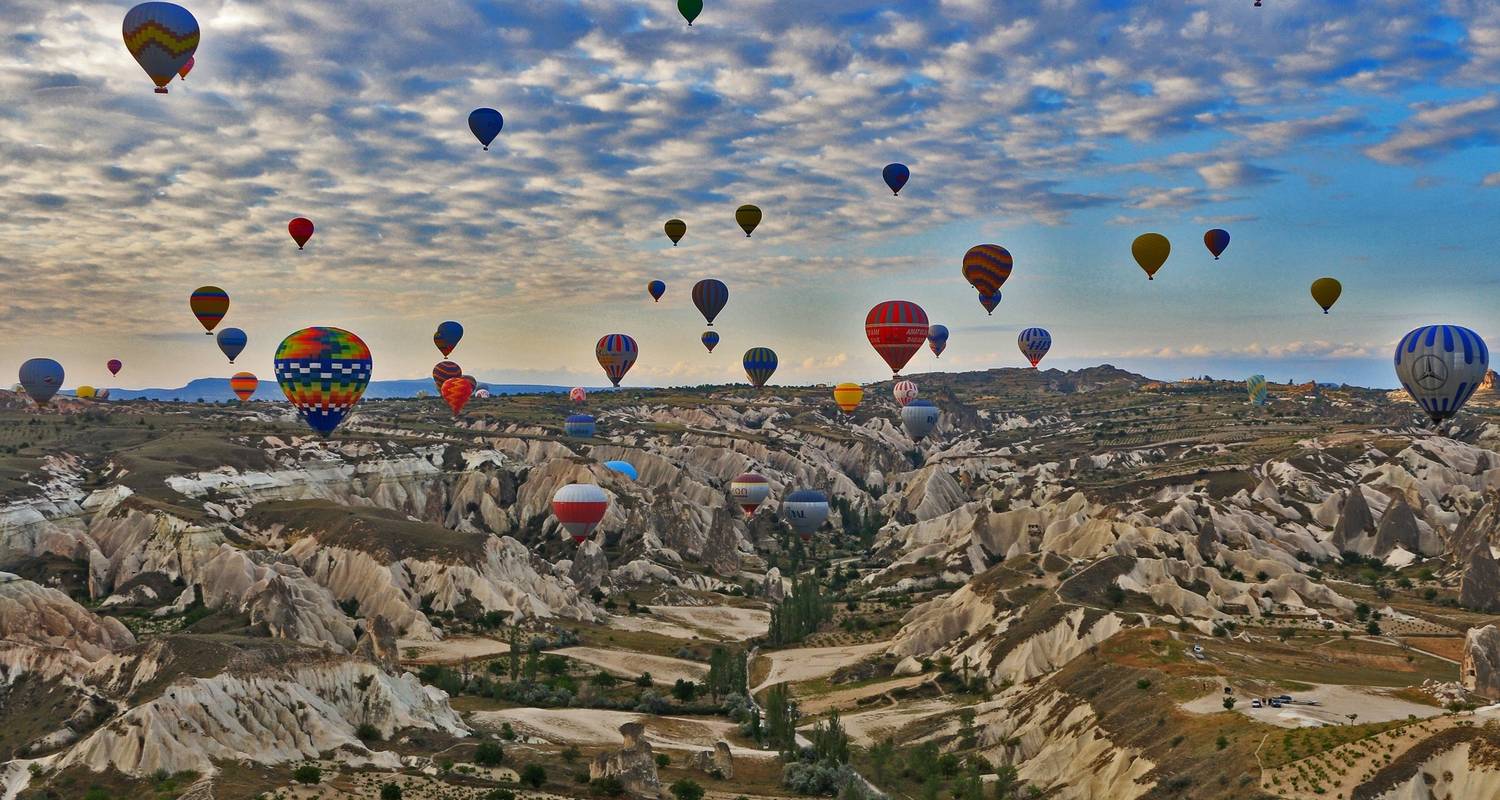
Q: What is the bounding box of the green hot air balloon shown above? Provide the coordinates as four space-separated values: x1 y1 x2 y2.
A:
679 0 703 25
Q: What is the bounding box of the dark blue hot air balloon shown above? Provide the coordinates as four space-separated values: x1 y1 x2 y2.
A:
648 280 666 303
883 163 910 196
743 347 778 388
565 413 597 438
1204 228 1231 260
18 358 64 406
701 331 719 353
693 279 729 326
216 327 247 363
434 320 464 357
468 108 504 150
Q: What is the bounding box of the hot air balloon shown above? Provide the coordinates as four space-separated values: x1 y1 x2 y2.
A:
432 361 462 393
865 300 929 376
475 388 491 400
962 245 1013 297
604 460 638 481
18 359 64 406
1018 327 1051 368
216 327 247 363
553 483 608 543
597 334 638 387
731 472 771 517
95 388 110 401
979 293 1001 315
107 359 122 377
927 325 948 358
273 327 372 438
1132 233 1170 280
664 219 686 245
565 413 596 438
190 286 229 335
883 163 910 196
570 386 588 405
1246 374 1268 406
177 55 193 79
434 321 464 357
783 489 830 541
1311 277 1342 313
230 372 258 402
901 399 940 442
468 108 504 150
701 331 719 353
76 386 96 400
122 2 199 94
736 205 761 237
648 280 666 302
743 347 778 388
893 380 918 407
441 376 475 416
679 0 703 25
1204 229 1231 260
288 217 314 250
1394 325 1489 425
833 383 864 414
692 279 729 326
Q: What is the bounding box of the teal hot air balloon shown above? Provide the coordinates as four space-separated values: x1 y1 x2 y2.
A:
1246 374 1269 406
216 327 247 363
743 347 777 388
18 358 64 406
679 0 703 25
604 460 639 481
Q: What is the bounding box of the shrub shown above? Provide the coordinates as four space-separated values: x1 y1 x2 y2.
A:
380 783 403 800
474 740 504 767
486 790 516 800
356 722 381 741
656 753 672 768
671 779 706 800
592 776 626 796
521 763 548 788
292 764 322 784
1136 678 1152 691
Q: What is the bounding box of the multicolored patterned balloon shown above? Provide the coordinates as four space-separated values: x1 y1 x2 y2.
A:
432 361 462 393
1246 374 1268 406
731 472 770 517
274 327 372 437
743 347 778 388
693 279 729 326
570 386 588 404
893 380 918 407
441 375 475 416
122 2 199 94
553 483 608 543
978 292 1001 315
701 331 719 353
230 372 259 401
1394 325 1489 425
434 321 463 357
1204 228 1231 260
596 334 638 387
927 324 948 358
190 286 229 334
962 245 1012 296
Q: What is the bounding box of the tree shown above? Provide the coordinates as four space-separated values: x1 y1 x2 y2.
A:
670 779 706 800
810 710 851 764
591 776 626 796
521 764 548 788
292 764 322 784
1222 697 1235 710
380 783 403 800
867 739 896 784
672 679 698 702
474 740 504 767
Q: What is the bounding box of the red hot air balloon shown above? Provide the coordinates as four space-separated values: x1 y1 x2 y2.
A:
553 483 609 543
570 387 588 405
441 376 475 416
432 361 462 393
288 217 315 250
865 301 929 377
107 359 123 377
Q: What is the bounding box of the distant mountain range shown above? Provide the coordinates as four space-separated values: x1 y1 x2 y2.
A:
94 378 580 403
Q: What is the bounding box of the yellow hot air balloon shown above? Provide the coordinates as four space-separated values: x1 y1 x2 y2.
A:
1310 277 1342 313
833 382 864 414
735 204 762 237
76 385 96 400
1132 233 1170 280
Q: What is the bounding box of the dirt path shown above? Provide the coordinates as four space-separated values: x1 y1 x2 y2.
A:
752 641 889 693
467 708 775 759
553 646 708 685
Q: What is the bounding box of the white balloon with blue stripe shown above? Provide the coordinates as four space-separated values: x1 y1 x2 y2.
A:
1393 324 1489 425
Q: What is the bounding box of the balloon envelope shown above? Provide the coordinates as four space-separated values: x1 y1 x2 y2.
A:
731 472 771 516
648 280 666 302
434 321 464 357
783 489 829 540
833 383 864 413
570 386 588 404
18 358 64 406
596 334 638 387
468 108 504 150
1394 325 1489 425
565 413 597 438
927 324 948 358
701 331 719 353
735 205 761 237
441 376 475 416
177 55 193 79
230 372 259 402
692 279 729 325
190 286 229 334
883 163 910 195
216 327 247 363
76 386 96 400
893 380 918 407
274 327 372 437
901 399 940 441
432 361 462 393
553 483 608 543
288 217 314 249
679 0 703 24
664 219 686 245
1246 374 1268 406
1018 327 1051 368
865 300 929 376
1204 228 1231 259
604 460 638 481
1311 277 1342 313
979 293 1001 315
962 245 1013 296
1132 233 1170 279
743 347 778 388
107 359 123 377
122 2 199 93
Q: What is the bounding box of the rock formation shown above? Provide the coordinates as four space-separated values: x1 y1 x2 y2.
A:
689 740 733 779
1330 487 1375 553
763 566 786 602
1464 625 1500 700
354 614 400 672
0 573 135 661
1372 495 1423 557
570 540 610 594
1460 543 1500 613
590 721 663 797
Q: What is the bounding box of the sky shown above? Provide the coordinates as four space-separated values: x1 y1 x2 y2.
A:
1 0 1498 391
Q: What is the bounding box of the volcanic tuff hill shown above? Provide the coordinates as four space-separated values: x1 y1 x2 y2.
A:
2 367 1500 800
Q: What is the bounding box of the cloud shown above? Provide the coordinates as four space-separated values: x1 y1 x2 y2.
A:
1196 160 1280 189
1364 94 1500 164
1483 172 1500 187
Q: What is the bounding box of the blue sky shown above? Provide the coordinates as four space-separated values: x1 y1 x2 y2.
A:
1 0 1497 390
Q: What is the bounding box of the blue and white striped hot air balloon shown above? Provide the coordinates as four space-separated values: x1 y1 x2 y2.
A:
1394 325 1489 425
1018 327 1051 368
782 489 829 541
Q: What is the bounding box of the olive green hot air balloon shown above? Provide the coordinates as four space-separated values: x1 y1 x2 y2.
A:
679 0 702 25
1310 277 1342 313
1132 233 1170 280
665 219 686 245
736 204 762 237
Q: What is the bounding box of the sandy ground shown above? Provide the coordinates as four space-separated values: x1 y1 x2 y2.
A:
603 612 708 640
1182 683 1444 728
646 605 771 641
798 674 935 715
833 698 956 746
397 636 509 665
468 707 776 759
753 641 889 693
553 646 709 685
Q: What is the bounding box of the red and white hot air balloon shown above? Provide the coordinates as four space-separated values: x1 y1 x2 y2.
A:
552 483 609 543
893 380 918 407
865 300 929 377
730 472 771 517
570 386 587 405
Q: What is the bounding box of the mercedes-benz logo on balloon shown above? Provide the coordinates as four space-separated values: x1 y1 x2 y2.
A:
1412 354 1449 391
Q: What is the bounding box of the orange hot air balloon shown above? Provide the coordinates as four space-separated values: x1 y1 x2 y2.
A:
189 286 229 334
230 372 258 401
442 375 476 416
833 383 864 414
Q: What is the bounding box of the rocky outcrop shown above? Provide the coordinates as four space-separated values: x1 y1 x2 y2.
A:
570 540 610 595
0 573 134 661
1462 625 1500 700
1373 496 1424 557
688 740 733 779
1460 544 1500 613
1331 487 1375 553
354 614 400 672
763 567 786 602
589 721 662 797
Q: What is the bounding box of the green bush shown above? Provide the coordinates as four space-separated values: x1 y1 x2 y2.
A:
292 764 322 784
474 740 504 767
380 783 403 800
671 779 705 800
521 764 548 788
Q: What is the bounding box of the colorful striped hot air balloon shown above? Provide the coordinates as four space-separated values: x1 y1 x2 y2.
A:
692 279 729 326
596 334 638 387
1246 374 1268 406
962 245 1013 297
1204 228 1231 260
865 300 929 376
122 2 199 94
441 376 475 416
570 386 588 405
190 286 229 335
273 327 372 438
18 359 64 406
833 383 864 414
743 347 778 388
731 472 770 517
434 321 463 357
230 372 259 402
553 483 608 543
1394 325 1489 425
565 414 596 438
782 489 829 541
701 331 719 353
177 55 193 79
648 280 666 302
893 380 918 407
216 327 247 363
432 361 462 393
927 325 948 358
978 293 1001 315
1018 328 1051 368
